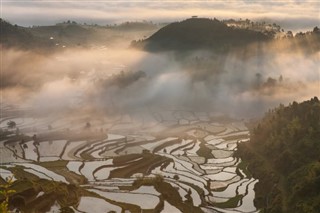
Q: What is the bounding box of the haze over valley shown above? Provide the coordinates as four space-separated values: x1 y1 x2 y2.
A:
0 1 319 213
1 18 319 118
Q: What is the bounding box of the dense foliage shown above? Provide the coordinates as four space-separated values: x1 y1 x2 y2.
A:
0 177 16 213
236 97 320 212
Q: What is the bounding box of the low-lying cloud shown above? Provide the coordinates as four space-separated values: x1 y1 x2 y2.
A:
2 36 319 119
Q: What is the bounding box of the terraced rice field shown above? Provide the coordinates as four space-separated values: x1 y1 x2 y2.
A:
0 104 259 213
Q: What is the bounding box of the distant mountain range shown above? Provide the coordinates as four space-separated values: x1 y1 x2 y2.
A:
1 18 319 52
0 19 161 50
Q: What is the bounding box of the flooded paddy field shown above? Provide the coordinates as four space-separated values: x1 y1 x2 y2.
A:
0 105 258 213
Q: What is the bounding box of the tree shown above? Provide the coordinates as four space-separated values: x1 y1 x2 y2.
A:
85 122 91 129
59 207 75 213
286 31 293 38
188 188 192 195
313 26 319 34
15 128 20 136
0 176 16 213
264 77 277 87
7 121 16 129
48 125 52 130
255 73 263 88
279 75 283 83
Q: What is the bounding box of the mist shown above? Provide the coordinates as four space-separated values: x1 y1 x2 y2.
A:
2 37 319 119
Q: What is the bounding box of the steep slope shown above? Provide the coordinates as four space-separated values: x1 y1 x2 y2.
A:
236 97 320 213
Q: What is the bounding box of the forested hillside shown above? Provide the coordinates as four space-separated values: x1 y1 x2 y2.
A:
0 19 54 49
133 18 270 51
236 97 320 213
0 19 161 50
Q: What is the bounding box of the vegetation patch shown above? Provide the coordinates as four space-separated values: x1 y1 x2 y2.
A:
213 194 243 208
109 153 171 178
237 160 251 178
236 97 320 213
196 139 214 158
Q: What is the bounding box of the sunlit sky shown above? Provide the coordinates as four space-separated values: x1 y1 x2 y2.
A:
1 0 319 31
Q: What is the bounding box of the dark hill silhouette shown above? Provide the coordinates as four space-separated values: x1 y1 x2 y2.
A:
1 19 35 48
28 23 92 39
0 20 162 50
0 19 55 49
26 23 95 48
0 20 98 50
133 18 271 51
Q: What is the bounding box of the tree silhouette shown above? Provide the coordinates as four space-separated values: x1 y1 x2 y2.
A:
7 121 16 129
85 122 91 129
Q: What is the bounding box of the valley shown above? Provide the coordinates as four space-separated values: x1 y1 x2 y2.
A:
1 105 258 213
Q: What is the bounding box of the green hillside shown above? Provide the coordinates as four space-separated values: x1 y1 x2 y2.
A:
236 97 320 213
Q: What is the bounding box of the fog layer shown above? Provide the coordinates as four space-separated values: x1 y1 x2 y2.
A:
2 39 319 118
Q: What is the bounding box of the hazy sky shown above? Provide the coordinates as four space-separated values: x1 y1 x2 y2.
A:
1 0 319 30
